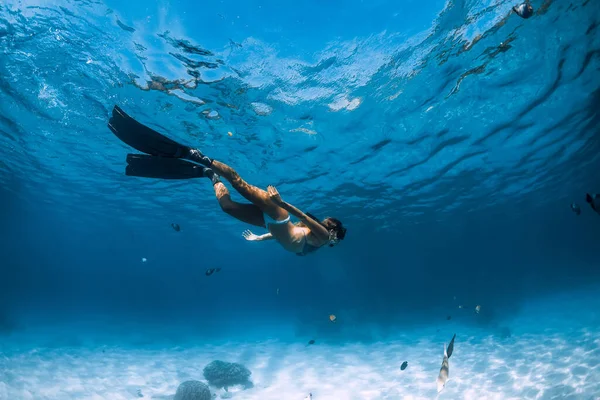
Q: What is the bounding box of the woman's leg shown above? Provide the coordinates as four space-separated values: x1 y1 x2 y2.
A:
187 149 287 220
211 182 266 228
209 160 288 220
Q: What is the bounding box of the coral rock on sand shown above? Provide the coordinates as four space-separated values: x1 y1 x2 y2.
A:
203 360 252 390
174 380 211 400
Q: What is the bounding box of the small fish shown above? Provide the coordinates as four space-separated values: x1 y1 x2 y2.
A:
475 305 481 313
171 223 181 231
570 203 581 215
136 389 143 398
307 339 315 346
329 314 337 323
303 394 312 400
141 257 147 263
205 268 216 276
513 2 534 19
447 315 452 320
228 38 242 49
116 19 135 33
436 334 456 393
216 267 222 272
401 361 408 370
228 131 233 137
276 288 280 295
586 193 600 215
458 305 463 309
436 344 450 393
436 346 450 392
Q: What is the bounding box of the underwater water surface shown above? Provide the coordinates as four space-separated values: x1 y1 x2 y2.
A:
1 0 600 399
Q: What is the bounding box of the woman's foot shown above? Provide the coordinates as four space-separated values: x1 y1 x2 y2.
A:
202 167 221 185
187 148 213 167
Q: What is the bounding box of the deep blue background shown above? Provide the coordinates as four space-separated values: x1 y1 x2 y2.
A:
2 185 599 341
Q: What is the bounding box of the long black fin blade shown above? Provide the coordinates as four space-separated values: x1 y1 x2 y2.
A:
108 105 190 157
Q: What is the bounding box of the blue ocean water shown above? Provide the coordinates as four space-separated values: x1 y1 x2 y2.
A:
1 0 600 399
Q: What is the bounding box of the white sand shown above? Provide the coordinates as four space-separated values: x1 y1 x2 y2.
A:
1 325 599 400
2 291 600 399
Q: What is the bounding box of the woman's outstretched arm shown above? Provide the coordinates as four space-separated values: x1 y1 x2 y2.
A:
243 230 275 242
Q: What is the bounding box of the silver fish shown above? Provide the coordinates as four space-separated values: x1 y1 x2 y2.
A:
513 2 534 19
436 334 456 393
571 203 581 215
436 343 450 393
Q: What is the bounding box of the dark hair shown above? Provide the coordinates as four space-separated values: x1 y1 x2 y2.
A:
306 212 320 222
325 217 347 240
303 213 347 240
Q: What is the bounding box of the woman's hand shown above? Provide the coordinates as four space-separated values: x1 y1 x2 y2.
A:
267 185 283 204
242 230 261 241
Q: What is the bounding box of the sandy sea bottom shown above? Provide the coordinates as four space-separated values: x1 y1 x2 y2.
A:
1 291 600 400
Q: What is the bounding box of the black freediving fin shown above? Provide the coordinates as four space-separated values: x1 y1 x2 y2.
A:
125 154 206 179
108 105 191 157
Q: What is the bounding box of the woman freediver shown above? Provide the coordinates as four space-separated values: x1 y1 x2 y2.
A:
108 106 346 256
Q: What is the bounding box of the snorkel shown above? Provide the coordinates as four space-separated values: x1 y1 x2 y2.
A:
328 222 347 247
305 213 347 247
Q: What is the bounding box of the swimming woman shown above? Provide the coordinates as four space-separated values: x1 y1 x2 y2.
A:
108 105 346 256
